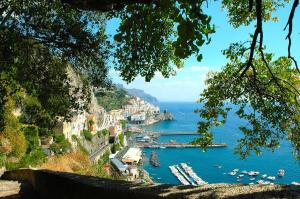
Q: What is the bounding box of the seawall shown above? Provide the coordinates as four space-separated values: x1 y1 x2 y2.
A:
2 169 300 199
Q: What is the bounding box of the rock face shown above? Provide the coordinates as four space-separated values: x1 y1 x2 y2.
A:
155 111 174 121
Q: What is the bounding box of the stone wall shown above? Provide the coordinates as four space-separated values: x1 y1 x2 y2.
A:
2 169 300 199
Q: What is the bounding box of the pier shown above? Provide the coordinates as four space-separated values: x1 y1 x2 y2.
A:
140 143 227 148
142 132 200 137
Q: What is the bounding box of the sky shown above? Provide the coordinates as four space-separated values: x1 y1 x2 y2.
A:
106 1 300 102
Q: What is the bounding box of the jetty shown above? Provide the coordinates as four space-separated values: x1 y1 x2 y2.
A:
169 165 190 185
169 163 207 186
141 143 227 148
143 132 200 137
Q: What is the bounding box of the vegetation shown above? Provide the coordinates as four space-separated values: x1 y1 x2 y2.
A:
1 0 300 164
97 129 109 138
118 133 125 147
95 87 129 111
110 143 121 154
81 130 93 142
50 133 71 154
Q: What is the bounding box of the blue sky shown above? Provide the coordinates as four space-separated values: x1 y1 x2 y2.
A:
107 1 300 102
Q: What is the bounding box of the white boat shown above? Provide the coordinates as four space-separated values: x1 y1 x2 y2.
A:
233 168 239 172
267 176 276 181
278 169 285 177
248 171 260 176
250 178 256 181
239 174 244 177
257 180 264 184
261 174 267 179
241 170 248 174
249 182 254 185
159 146 166 149
228 171 237 176
262 181 271 185
291 181 300 186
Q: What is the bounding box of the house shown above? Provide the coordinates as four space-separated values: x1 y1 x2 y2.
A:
122 147 142 165
110 158 128 175
53 113 86 143
129 112 146 124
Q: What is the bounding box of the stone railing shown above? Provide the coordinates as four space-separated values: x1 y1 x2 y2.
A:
2 169 300 199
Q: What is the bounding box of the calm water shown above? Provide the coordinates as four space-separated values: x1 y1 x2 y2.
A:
142 102 300 185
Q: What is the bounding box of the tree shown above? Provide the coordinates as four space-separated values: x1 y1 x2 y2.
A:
1 0 300 159
196 50 300 158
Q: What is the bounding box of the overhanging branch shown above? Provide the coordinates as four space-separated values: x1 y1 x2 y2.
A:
61 0 156 11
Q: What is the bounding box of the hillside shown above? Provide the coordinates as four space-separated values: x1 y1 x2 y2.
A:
116 84 159 105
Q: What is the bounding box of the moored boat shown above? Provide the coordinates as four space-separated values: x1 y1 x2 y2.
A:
278 169 285 177
248 171 260 176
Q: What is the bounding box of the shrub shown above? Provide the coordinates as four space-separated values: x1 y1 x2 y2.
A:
50 133 71 154
118 133 124 147
81 129 93 142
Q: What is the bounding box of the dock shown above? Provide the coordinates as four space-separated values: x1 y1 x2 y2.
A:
169 163 207 186
143 132 200 137
141 143 227 148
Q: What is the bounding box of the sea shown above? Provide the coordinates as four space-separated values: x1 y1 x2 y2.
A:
141 102 300 185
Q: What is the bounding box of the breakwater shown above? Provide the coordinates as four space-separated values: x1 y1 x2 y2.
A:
140 143 227 148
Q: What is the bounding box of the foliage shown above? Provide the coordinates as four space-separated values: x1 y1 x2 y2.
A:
23 126 40 153
97 129 109 138
113 1 214 82
120 120 127 129
196 51 300 158
222 0 289 28
50 133 71 154
110 143 120 154
95 87 129 111
118 133 124 147
124 130 133 138
81 129 93 142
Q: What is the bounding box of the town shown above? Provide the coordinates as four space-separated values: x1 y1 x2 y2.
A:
40 90 172 182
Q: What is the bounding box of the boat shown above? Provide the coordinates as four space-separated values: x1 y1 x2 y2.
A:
213 164 222 169
278 169 285 177
159 146 166 149
248 171 260 176
262 181 271 185
249 178 256 181
267 176 276 181
241 170 248 174
261 174 267 179
257 180 264 184
233 169 239 172
157 177 162 180
228 171 237 176
291 182 300 186
150 151 160 167
239 174 244 177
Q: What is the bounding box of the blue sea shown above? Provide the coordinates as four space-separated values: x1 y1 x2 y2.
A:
141 102 300 185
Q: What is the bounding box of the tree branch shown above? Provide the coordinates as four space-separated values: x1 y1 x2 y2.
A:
61 0 156 11
284 0 299 73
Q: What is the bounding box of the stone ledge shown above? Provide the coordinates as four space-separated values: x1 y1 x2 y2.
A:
1 169 300 199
